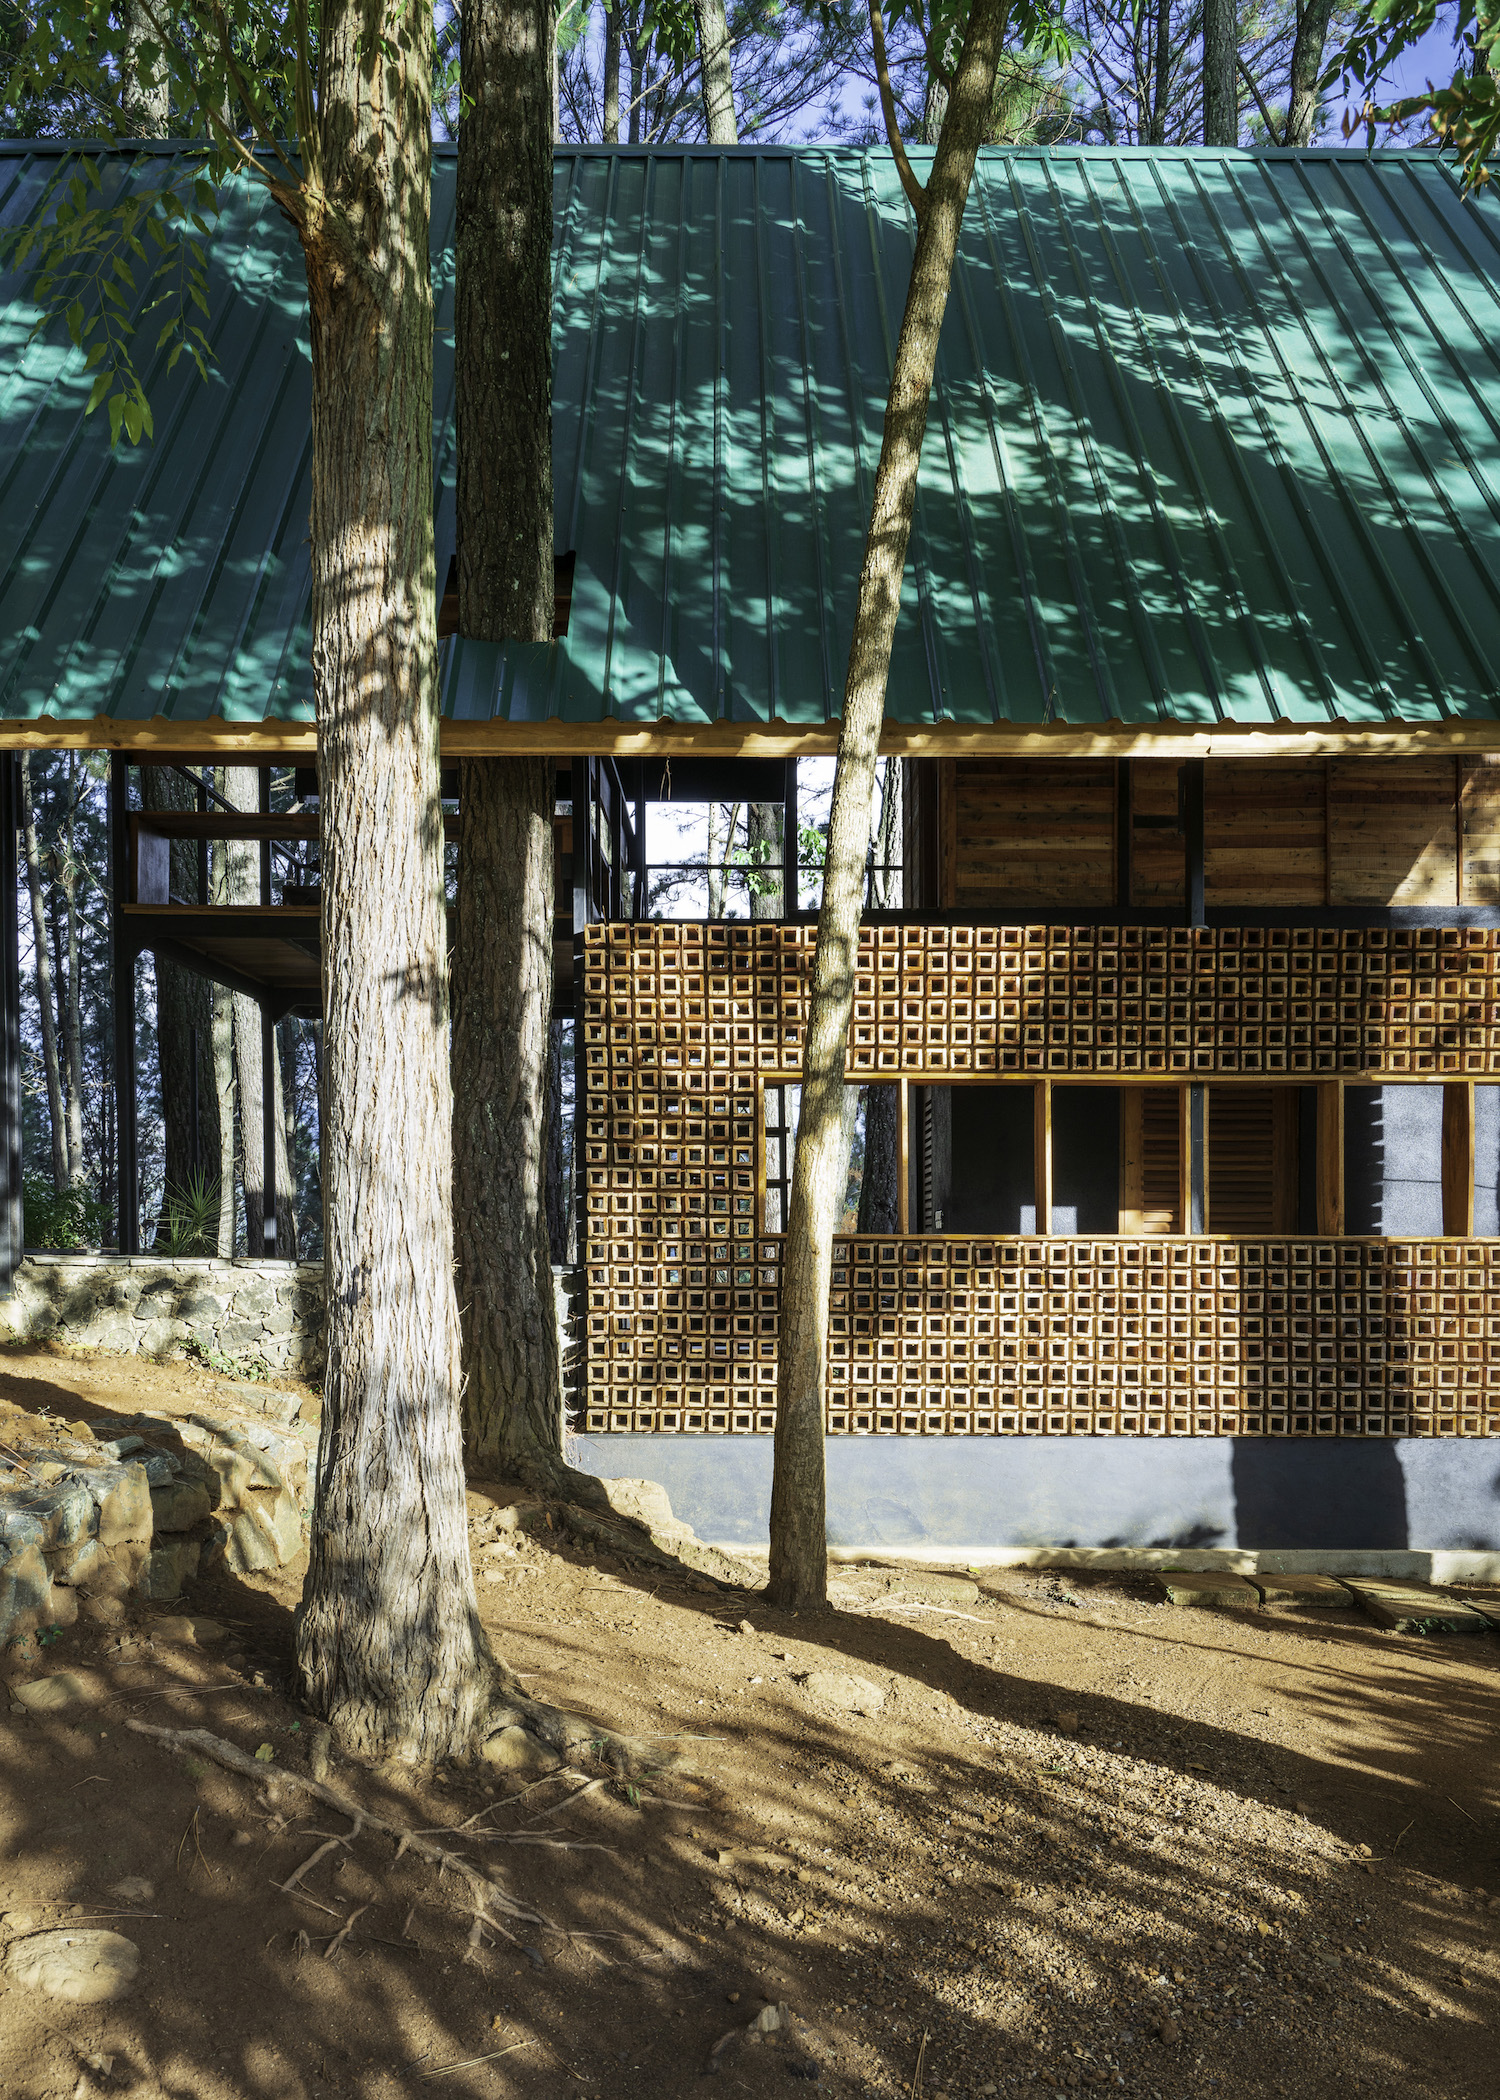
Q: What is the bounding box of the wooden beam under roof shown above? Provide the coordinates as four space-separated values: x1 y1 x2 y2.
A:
11 718 1500 759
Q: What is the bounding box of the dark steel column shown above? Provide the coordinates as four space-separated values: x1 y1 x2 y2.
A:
109 754 139 1254
782 758 798 916
1182 757 1207 1232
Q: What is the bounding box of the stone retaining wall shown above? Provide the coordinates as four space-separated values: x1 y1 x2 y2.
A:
0 1257 326 1379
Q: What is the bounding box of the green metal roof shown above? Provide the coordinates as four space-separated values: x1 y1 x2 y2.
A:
2 140 1500 736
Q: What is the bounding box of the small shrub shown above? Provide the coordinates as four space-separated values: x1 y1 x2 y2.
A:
23 1175 111 1252
155 1170 222 1257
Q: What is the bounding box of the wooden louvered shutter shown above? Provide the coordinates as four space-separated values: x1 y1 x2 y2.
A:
1207 1088 1297 1232
1121 1087 1182 1233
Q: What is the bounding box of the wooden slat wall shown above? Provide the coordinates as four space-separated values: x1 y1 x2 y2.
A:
1328 758 1458 905
1129 759 1184 905
1460 758 1500 905
943 757 1488 911
1204 761 1326 906
949 760 1115 907
1207 1087 1298 1232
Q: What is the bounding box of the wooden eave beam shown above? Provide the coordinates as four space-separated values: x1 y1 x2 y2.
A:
14 718 1500 761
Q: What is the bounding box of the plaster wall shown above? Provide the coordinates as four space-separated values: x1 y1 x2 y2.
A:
574 1431 1500 1569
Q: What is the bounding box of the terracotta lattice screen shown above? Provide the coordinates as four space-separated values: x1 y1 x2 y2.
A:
579 922 1500 1438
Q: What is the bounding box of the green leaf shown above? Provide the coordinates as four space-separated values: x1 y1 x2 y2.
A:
64 297 84 343
254 1743 275 1762
107 391 125 447
86 369 111 415
123 395 144 445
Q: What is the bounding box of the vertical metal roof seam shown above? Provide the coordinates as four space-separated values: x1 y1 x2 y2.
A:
1005 160 1160 721
968 167 1117 722
751 153 783 726
786 156 840 726
948 248 1055 721
653 166 691 724
600 155 654 715
1266 159 1495 694
711 154 729 718
819 156 874 726
1161 162 1401 720
1332 159 1500 522
1045 156 1230 722
1128 156 1340 719
1082 159 1284 722
1220 158 1460 716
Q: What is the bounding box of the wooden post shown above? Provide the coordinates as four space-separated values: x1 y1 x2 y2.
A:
1116 757 1132 908
1188 1084 1207 1233
1443 1081 1475 1238
1177 1086 1192 1234
1034 1078 1052 1235
1182 757 1205 927
1317 1081 1344 1237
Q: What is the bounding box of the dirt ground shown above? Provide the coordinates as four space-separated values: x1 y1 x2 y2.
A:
0 1344 1497 2100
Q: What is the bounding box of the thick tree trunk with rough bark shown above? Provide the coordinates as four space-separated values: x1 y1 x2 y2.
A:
20 757 67 1189
1202 0 1238 143
694 0 739 141
857 1086 900 1233
454 0 578 1487
769 0 1011 1610
289 0 511 1763
1285 0 1335 144
452 761 564 1478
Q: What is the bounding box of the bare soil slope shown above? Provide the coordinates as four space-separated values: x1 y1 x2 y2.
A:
0 1345 1495 2100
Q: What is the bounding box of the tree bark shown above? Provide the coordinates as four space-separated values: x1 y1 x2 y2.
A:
121 0 170 134
1285 0 1335 145
1147 0 1171 142
747 801 783 919
209 812 237 1257
20 756 67 1190
58 761 85 1188
769 0 1011 1610
857 1085 900 1233
223 769 295 1257
453 762 565 1478
1202 0 1238 144
142 767 218 1202
694 0 739 142
290 0 509 1764
454 0 579 1489
604 7 623 140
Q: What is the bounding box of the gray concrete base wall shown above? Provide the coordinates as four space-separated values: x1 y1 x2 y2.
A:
572 1432 1500 1568
0 1257 327 1378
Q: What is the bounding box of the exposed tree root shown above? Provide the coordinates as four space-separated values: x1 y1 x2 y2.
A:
126 1718 547 1953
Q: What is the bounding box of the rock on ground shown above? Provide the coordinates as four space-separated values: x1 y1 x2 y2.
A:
6 1929 139 2003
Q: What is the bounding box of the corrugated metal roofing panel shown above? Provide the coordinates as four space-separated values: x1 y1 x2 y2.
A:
2 140 1499 736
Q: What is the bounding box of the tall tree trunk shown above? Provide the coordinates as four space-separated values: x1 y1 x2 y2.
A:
769 0 1011 1610
1285 0 1335 144
454 0 577 1488
142 767 218 1202
59 767 85 1187
747 801 783 919
209 815 238 1256
604 7 622 141
20 756 67 1190
120 0 170 133
856 1086 900 1232
290 0 509 1764
1147 0 1171 141
453 763 564 1477
223 769 295 1257
1202 0 1238 143
694 0 739 141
